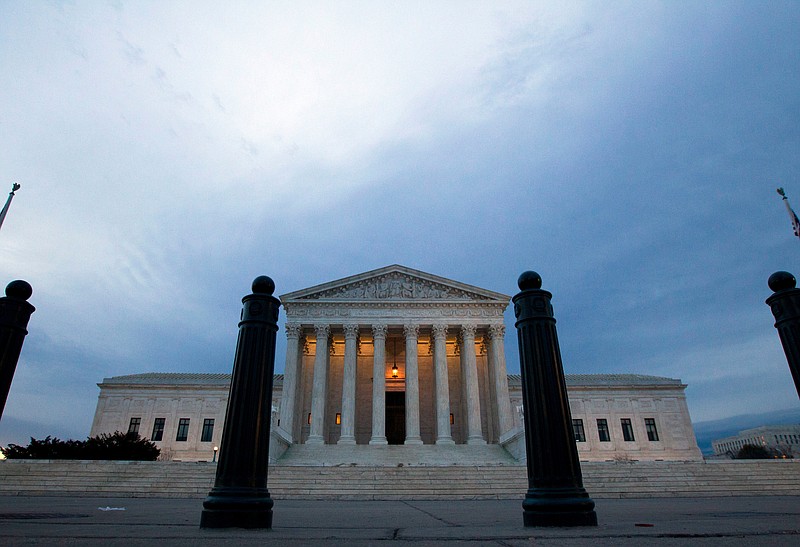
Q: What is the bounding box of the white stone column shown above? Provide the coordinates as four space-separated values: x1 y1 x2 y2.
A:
403 323 423 445
306 324 329 445
487 324 514 442
277 323 302 443
369 324 388 445
432 323 454 444
461 324 485 444
338 324 359 445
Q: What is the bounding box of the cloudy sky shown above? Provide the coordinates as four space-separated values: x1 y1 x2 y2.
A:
1 1 798 446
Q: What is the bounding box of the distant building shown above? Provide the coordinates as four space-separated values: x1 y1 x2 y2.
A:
712 425 800 458
90 266 702 463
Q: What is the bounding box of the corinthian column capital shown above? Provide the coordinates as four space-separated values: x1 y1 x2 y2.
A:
431 323 448 340
461 324 477 340
488 324 506 339
403 323 419 339
372 323 388 339
343 324 360 339
314 324 330 339
285 323 302 339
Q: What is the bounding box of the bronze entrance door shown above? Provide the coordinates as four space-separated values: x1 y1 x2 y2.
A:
385 391 406 445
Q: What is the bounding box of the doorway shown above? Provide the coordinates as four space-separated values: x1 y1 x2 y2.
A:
385 391 406 445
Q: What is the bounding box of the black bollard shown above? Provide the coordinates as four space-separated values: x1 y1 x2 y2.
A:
200 276 280 529
512 271 597 527
766 271 800 399
0 280 35 421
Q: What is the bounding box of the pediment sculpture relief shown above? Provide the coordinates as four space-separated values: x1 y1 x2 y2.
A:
298 272 489 301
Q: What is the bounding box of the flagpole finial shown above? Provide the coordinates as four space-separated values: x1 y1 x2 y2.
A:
778 187 786 198
10 183 19 193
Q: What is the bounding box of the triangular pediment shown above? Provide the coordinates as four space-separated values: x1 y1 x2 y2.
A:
280 265 510 303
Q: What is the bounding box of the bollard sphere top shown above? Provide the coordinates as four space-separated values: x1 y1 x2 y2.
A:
5 280 32 301
768 271 796 292
252 275 276 295
518 271 542 291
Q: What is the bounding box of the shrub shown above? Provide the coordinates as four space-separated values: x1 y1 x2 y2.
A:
83 432 160 461
1 432 159 461
735 444 773 459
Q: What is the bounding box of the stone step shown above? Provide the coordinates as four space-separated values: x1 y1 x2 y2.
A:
1 460 799 499
276 443 520 466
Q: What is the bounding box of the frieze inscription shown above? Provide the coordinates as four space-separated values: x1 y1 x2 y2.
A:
286 305 505 320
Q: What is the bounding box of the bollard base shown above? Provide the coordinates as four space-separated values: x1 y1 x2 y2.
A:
200 489 274 529
523 509 598 527
522 488 598 528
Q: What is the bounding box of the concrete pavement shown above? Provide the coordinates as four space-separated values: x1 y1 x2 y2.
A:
0 495 798 545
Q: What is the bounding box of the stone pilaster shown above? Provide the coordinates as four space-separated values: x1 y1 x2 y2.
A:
432 323 454 444
277 323 302 443
306 324 329 445
338 324 359 445
461 324 485 444
488 324 514 442
404 323 423 445
369 324 388 445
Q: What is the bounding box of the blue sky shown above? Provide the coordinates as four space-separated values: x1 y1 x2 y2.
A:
1 1 799 446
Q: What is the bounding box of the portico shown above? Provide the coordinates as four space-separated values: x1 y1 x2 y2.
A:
276 265 515 447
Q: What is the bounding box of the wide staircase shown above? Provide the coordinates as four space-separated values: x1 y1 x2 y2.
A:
1 455 799 499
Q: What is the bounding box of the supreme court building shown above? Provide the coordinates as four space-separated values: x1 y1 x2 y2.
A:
91 265 702 462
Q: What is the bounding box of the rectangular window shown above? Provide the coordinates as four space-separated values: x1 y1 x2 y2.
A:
645 418 659 442
597 419 610 442
127 417 141 435
201 419 214 442
621 418 635 441
151 418 165 442
176 418 190 442
572 419 586 442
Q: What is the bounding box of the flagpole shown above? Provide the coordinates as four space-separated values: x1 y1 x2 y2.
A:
0 183 21 233
777 187 800 240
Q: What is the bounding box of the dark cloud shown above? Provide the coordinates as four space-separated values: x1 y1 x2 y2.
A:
1 2 799 445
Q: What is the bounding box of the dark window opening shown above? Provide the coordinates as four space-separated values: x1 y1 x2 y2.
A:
597 419 610 442
201 419 214 442
621 418 635 442
572 419 586 442
645 418 659 442
176 418 190 442
151 418 165 442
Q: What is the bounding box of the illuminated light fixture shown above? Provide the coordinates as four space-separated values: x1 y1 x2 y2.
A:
391 337 399 378
336 413 342 425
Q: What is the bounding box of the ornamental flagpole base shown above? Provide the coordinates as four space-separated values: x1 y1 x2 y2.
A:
199 276 279 530
522 488 598 527
513 271 598 528
200 489 274 529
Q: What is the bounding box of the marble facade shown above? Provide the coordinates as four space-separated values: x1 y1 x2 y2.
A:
90 265 702 462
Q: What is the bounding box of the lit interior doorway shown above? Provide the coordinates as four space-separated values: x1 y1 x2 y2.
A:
385 391 406 445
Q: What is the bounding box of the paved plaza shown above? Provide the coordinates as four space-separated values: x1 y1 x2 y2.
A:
0 495 798 545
